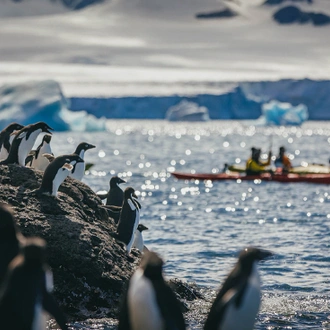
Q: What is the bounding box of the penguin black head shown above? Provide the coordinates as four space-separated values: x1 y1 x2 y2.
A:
74 142 96 154
124 186 137 200
0 203 18 238
238 247 273 268
110 176 126 188
23 237 47 266
137 224 148 232
32 122 53 135
140 251 164 280
42 134 52 144
5 122 24 133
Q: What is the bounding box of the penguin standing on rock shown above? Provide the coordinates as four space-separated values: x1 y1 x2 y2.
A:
69 142 95 181
0 203 23 285
0 237 68 330
204 247 273 330
110 187 141 255
0 122 53 166
0 122 24 160
97 176 126 206
25 133 53 171
118 251 186 330
36 154 84 197
132 224 149 253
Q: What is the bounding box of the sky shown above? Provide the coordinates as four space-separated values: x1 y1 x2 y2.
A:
0 0 329 97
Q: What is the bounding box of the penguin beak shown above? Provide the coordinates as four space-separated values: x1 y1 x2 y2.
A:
119 178 126 184
140 224 148 231
87 144 96 150
133 192 138 199
43 124 54 134
257 249 273 261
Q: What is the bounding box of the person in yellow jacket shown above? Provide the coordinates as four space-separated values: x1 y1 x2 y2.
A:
246 147 272 175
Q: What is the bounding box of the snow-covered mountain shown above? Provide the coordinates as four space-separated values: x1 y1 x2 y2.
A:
0 0 329 110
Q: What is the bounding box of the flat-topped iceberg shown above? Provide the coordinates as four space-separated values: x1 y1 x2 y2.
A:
166 100 210 121
0 80 106 131
258 100 308 126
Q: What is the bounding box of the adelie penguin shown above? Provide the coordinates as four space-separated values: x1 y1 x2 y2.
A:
132 224 149 253
110 187 141 255
36 154 84 197
25 133 53 171
118 251 186 330
69 142 95 181
97 176 126 206
203 247 273 330
0 121 53 166
0 122 24 160
0 237 68 330
0 203 23 285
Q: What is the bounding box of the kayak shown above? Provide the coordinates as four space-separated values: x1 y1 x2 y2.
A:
228 164 330 174
171 171 330 184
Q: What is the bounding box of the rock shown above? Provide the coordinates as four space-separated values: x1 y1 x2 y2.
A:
0 164 140 321
0 164 208 325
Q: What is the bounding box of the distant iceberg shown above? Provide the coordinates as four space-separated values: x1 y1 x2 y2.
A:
165 100 210 121
0 80 106 132
258 100 308 126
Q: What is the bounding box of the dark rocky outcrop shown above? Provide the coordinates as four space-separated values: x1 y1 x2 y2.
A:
0 164 208 326
0 164 139 321
273 5 330 25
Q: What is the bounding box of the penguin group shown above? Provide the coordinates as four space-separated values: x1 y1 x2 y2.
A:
0 120 274 330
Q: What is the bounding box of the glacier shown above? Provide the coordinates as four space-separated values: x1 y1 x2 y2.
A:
0 80 106 132
0 78 329 131
165 100 210 122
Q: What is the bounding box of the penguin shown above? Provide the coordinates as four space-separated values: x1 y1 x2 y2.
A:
102 204 122 224
110 187 141 255
0 237 68 330
0 122 24 160
0 122 53 166
132 224 149 253
69 142 95 181
36 154 84 197
25 134 53 171
97 176 126 206
203 247 273 330
118 251 186 330
0 203 23 285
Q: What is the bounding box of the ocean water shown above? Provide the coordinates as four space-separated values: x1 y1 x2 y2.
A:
49 120 330 329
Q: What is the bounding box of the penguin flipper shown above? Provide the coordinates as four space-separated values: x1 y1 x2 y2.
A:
85 162 94 171
43 292 68 330
43 153 55 162
25 151 36 166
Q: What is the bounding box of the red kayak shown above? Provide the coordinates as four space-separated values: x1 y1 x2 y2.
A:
171 171 330 184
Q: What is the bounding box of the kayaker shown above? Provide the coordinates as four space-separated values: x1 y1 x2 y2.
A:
246 147 272 175
275 146 292 173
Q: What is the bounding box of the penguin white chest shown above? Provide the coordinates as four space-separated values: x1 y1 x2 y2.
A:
52 168 70 196
220 264 261 330
128 269 164 330
18 129 41 166
70 150 85 181
132 231 144 252
33 143 52 171
126 199 140 253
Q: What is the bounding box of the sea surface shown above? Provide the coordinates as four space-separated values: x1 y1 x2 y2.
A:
49 120 330 329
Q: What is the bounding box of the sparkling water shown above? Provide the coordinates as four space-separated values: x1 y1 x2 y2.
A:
48 120 330 329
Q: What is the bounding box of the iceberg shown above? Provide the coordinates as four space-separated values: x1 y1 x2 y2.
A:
258 100 308 126
165 100 210 121
0 80 106 132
